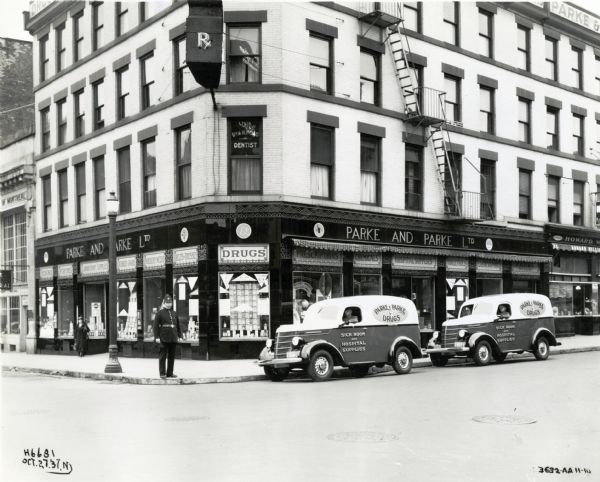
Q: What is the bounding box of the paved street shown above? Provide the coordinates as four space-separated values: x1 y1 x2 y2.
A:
2 352 599 482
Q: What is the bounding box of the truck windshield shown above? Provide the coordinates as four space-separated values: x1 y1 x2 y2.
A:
460 303 493 317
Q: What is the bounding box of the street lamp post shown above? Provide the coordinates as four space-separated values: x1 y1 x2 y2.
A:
104 191 122 373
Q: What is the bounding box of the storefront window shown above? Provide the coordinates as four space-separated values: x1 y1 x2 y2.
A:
219 272 270 339
353 274 381 296
513 279 539 293
173 275 200 342
39 286 55 338
292 271 342 323
117 281 138 340
550 283 574 316
0 298 6 334
476 278 502 297
446 277 469 319
84 284 106 338
143 277 166 340
57 288 75 337
392 276 434 330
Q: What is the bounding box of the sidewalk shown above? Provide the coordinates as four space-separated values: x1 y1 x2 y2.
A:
2 335 600 385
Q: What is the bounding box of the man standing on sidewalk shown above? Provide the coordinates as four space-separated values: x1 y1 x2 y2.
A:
153 294 181 379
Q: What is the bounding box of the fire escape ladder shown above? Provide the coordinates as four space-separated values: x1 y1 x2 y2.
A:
429 119 462 217
387 21 420 119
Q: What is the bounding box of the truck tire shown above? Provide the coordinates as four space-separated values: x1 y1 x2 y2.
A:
308 350 334 381
533 337 549 361
392 346 413 374
473 340 492 366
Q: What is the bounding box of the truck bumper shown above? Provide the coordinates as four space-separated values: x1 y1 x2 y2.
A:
426 346 470 356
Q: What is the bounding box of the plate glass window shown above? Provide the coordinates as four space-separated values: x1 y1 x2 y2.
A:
176 125 192 200
518 169 531 220
116 66 129 120
117 147 131 214
227 25 260 83
517 26 530 71
42 175 52 231
84 284 106 338
547 175 560 223
74 89 85 138
310 124 334 199
442 2 459 45
174 36 193 95
56 23 66 73
92 2 104 51
58 287 75 338
444 75 460 123
58 169 69 228
93 157 105 220
73 11 84 62
573 181 584 226
116 2 129 36
2 213 27 284
142 138 156 208
360 134 380 205
92 80 104 130
229 118 262 193
572 114 584 155
545 37 557 81
309 34 332 93
571 47 583 90
479 86 494 134
405 145 422 211
39 35 49 82
402 2 420 32
41 107 50 152
143 277 165 340
478 10 492 57
57 99 67 146
518 98 531 143
75 163 86 223
360 50 379 105
140 53 156 110
546 107 559 150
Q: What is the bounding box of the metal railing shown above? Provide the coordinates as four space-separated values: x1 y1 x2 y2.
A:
445 191 494 220
406 87 446 121
356 2 401 17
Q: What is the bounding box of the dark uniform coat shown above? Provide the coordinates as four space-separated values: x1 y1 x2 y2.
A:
153 307 181 343
76 322 90 354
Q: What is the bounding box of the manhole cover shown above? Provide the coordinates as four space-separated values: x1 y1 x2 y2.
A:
164 416 208 422
327 432 400 443
472 415 537 425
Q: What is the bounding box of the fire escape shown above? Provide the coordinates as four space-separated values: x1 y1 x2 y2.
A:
359 3 492 220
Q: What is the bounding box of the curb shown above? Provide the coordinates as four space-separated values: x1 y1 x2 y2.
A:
2 346 598 384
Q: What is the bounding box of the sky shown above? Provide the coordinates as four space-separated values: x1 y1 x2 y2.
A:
1 0 600 43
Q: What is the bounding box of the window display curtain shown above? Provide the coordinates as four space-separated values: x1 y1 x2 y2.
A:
231 157 260 191
311 164 329 197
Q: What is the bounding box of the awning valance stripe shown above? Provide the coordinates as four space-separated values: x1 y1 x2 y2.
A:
291 238 551 263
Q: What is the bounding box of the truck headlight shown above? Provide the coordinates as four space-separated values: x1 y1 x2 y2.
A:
265 339 273 349
291 336 303 347
458 329 467 339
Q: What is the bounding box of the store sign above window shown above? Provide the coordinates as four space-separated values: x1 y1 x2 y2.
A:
39 266 54 281
173 247 199 267
186 0 223 89
293 247 342 267
79 260 109 278
354 252 382 269
547 2 600 33
57 263 74 279
117 255 137 274
392 255 437 271
218 245 269 264
143 251 166 271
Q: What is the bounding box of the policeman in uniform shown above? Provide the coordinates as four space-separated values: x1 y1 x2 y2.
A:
153 294 181 379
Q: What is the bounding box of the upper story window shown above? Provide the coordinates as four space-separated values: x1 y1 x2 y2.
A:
55 23 66 73
175 125 192 201
74 89 85 138
2 213 27 283
546 107 559 150
545 37 558 81
227 25 260 83
75 163 86 223
58 169 69 228
116 2 129 36
547 175 560 223
360 134 380 205
444 74 460 123
39 35 49 82
73 10 84 62
42 175 52 232
442 2 459 46
480 159 495 219
405 145 422 211
117 147 131 214
518 169 531 220
140 53 156 110
174 36 193 95
572 113 584 156
229 118 262 193
116 66 129 120
309 33 332 94
92 80 105 130
479 86 494 134
360 50 379 105
573 181 584 226
93 156 105 220
402 2 421 33
595 55 600 95
92 2 104 51
517 25 530 71
56 99 67 146
518 97 531 144
310 124 334 199
40 107 50 152
139 2 147 23
478 9 493 57
142 138 157 208
571 46 583 90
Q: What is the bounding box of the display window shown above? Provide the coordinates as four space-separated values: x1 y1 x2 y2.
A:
173 274 200 342
143 277 166 341
353 274 381 296
117 280 138 340
513 279 539 293
292 271 342 323
476 278 502 297
446 277 469 319
84 284 106 338
392 276 434 330
550 283 598 316
39 286 55 338
57 287 75 338
219 272 270 340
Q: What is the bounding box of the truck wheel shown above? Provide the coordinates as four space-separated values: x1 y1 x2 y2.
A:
533 337 549 361
308 350 334 381
473 340 492 366
392 346 413 374
349 365 370 378
263 366 289 382
430 354 449 367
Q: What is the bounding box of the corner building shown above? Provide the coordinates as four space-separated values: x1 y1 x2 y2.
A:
27 1 600 359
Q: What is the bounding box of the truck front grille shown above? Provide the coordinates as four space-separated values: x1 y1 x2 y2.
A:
274 332 300 359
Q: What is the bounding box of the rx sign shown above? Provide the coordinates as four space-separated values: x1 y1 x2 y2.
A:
197 32 212 50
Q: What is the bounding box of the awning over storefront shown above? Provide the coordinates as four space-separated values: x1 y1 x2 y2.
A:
552 242 600 254
291 238 552 263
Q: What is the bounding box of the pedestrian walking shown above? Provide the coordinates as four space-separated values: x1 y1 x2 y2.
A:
153 294 181 379
76 316 90 357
